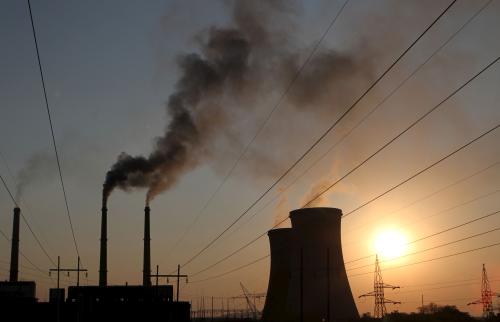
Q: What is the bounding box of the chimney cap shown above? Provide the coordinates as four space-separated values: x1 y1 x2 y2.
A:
289 207 342 226
268 227 292 237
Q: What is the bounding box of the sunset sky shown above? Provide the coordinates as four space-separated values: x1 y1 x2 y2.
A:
1 0 499 316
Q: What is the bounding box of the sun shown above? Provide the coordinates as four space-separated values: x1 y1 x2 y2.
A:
374 229 408 260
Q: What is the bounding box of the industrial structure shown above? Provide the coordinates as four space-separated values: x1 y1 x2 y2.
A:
0 207 37 303
63 204 190 321
262 207 359 322
468 264 498 317
0 205 190 322
359 255 400 318
262 227 292 321
99 205 107 287
0 208 38 321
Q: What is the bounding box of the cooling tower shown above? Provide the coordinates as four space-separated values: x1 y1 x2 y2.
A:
263 208 358 321
279 207 358 322
262 228 292 322
9 207 20 282
99 206 108 287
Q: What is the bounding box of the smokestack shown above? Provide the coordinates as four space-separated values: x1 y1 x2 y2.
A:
262 228 292 322
99 206 107 287
143 206 151 287
9 207 20 282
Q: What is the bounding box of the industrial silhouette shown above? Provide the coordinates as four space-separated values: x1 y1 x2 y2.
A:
1 205 498 321
468 264 498 317
262 207 359 322
0 206 190 322
0 207 37 305
359 255 400 318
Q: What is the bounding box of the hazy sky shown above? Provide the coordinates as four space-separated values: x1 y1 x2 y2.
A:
1 0 499 316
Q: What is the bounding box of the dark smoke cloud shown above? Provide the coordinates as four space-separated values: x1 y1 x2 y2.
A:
103 26 252 206
103 0 374 206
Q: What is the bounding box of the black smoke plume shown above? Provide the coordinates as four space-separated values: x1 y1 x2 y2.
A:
103 1 372 207
103 27 251 206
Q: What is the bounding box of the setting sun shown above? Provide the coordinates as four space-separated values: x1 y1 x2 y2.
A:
374 229 408 260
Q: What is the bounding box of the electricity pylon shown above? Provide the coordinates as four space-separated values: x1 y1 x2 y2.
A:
359 255 400 318
468 264 498 317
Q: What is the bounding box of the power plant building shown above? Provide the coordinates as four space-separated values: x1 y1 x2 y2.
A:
65 205 190 322
0 207 37 303
263 207 359 322
0 205 190 322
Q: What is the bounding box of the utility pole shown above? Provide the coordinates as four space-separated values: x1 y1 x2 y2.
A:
49 256 88 288
49 256 88 322
359 255 400 318
468 264 498 317
149 264 188 301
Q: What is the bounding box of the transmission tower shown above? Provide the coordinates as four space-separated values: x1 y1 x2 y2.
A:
468 264 498 317
359 255 400 318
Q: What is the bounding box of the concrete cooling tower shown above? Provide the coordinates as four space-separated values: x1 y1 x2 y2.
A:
261 228 292 322
263 207 359 322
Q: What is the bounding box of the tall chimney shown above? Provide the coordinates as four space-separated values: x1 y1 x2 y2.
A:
99 206 107 287
9 207 20 282
143 206 151 287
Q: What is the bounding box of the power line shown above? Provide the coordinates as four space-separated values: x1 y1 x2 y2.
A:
397 279 500 295
348 241 500 278
401 296 477 305
0 258 48 275
403 277 483 289
0 171 56 266
401 277 500 288
0 265 51 281
0 172 18 207
344 196 500 264
223 0 494 240
305 55 500 209
166 0 351 263
180 0 459 269
408 211 500 245
189 254 270 284
229 153 499 244
0 226 50 275
371 160 500 221
188 240 500 284
190 120 500 276
27 0 80 257
345 206 500 265
190 52 500 276
347 226 500 272
0 149 54 254
189 228 270 278
0 229 9 241
192 208 500 278
342 124 500 219
344 171 500 237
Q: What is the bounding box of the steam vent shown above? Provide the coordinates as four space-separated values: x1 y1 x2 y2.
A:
262 207 359 322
